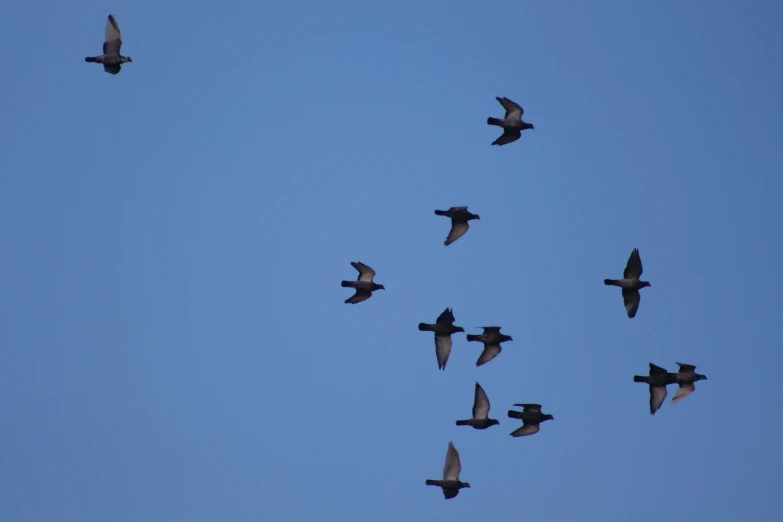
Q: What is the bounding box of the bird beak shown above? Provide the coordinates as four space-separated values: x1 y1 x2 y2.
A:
476 215 481 220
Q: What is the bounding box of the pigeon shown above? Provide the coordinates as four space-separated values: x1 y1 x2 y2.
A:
456 382 500 429
633 363 678 415
434 207 480 246
604 248 652 318
84 15 132 75
341 262 385 304
487 96 534 146
425 441 471 499
466 326 513 367
671 363 708 405
507 404 554 437
418 308 465 370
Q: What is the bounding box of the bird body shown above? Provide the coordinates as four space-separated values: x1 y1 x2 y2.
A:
456 382 499 429
507 404 554 437
425 442 470 499
85 15 132 75
487 97 534 146
341 262 384 304
466 326 512 366
434 206 480 246
418 308 464 370
604 248 651 318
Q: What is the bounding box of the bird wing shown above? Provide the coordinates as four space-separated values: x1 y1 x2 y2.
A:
676 363 697 373
351 261 376 282
472 382 490 419
496 96 523 120
475 344 501 367
518 404 542 413
103 64 121 75
448 206 469 213
436 308 455 326
649 363 668 375
623 248 644 279
444 221 470 246
103 15 123 57
491 129 521 146
672 383 695 403
481 326 502 333
510 423 540 437
435 334 452 370
622 288 641 318
442 488 459 499
345 289 371 304
649 385 667 415
443 442 461 480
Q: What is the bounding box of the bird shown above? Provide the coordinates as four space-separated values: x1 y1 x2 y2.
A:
84 15 132 75
486 96 534 146
671 363 708 405
341 262 385 304
466 326 513 367
633 363 678 415
456 382 500 429
425 441 471 499
507 404 554 437
434 207 480 246
603 248 652 318
418 308 465 370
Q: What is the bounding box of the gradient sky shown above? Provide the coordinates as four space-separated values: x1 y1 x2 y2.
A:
2 1 782 521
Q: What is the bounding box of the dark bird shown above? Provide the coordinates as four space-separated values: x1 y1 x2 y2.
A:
418 308 465 370
604 248 652 318
633 363 678 415
507 404 554 437
434 206 480 246
487 96 534 146
425 441 471 499
341 262 385 304
671 363 708 405
456 382 500 429
466 326 512 367
84 15 132 75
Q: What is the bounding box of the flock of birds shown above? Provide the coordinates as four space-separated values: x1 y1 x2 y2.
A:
84 14 710 501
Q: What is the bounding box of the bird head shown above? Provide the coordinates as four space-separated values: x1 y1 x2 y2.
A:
696 373 708 381
123 56 133 63
641 281 652 288
453 326 466 334
471 213 481 221
544 414 555 421
488 419 500 427
375 284 385 290
461 482 471 488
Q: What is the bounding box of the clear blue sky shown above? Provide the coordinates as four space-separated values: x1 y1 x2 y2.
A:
1 1 781 521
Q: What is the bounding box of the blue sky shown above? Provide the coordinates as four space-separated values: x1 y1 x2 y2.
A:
1 1 782 521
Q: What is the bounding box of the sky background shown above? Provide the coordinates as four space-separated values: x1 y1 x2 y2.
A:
1 1 782 521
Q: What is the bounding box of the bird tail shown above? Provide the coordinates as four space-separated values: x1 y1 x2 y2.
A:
507 410 523 419
425 480 444 486
418 323 435 332
604 279 620 286
434 210 449 216
466 334 481 342
85 56 98 63
487 117 504 126
455 420 472 426
341 280 356 288
633 376 648 383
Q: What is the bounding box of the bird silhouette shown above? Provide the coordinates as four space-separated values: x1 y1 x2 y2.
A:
84 15 132 75
486 97 534 146
425 441 471 499
341 262 385 304
604 248 652 318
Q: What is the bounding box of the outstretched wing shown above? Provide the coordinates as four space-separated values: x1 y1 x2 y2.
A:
445 221 470 246
622 288 641 318
443 442 461 480
103 15 123 57
649 385 667 415
351 261 376 282
496 96 523 120
476 344 501 367
623 248 643 279
672 383 695 403
491 129 521 146
435 334 452 370
472 382 490 419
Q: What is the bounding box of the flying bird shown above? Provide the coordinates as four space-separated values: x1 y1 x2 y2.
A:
84 15 132 75
418 308 465 370
466 326 513 367
507 404 554 437
633 363 677 415
434 207 480 246
486 96 535 146
456 382 500 429
425 441 471 499
604 248 652 318
341 262 385 304
671 363 708 405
